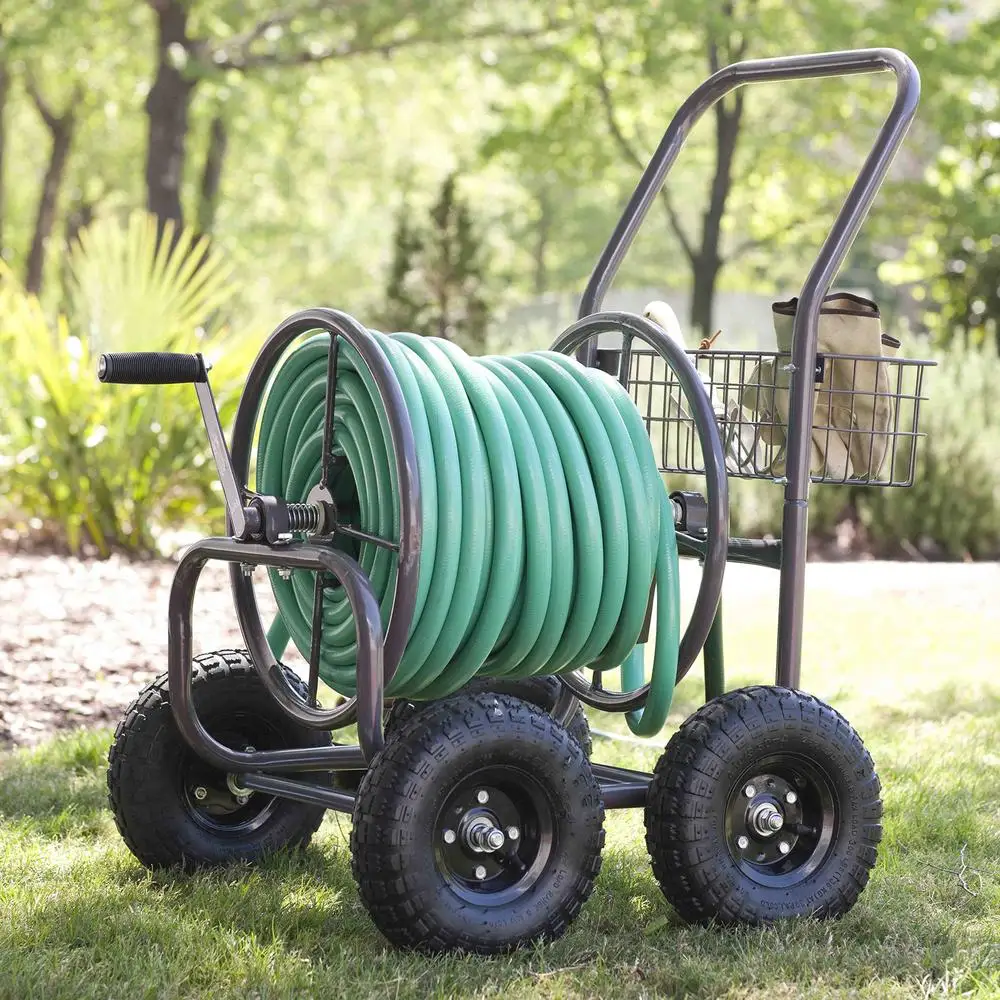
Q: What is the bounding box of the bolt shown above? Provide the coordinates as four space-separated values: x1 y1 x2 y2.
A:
506 826 520 841
278 567 293 580
778 840 791 855
245 746 256 754
193 786 208 801
240 563 254 578
236 794 250 806
767 812 784 832
474 865 487 880
476 789 489 805
737 835 750 850
443 829 456 845
744 784 757 798
785 790 798 805
486 829 505 851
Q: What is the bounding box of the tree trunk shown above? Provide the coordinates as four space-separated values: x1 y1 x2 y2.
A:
196 113 228 235
145 0 196 233
25 84 79 296
688 92 743 337
690 256 722 340
0 59 8 254
532 186 551 296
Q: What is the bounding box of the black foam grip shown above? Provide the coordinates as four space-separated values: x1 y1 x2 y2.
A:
98 351 206 385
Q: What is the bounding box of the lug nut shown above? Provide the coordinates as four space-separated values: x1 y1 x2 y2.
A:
744 784 757 798
476 789 489 804
474 865 487 880
193 786 208 801
443 829 456 844
778 840 791 855
737 835 750 850
506 826 520 841
785 790 798 805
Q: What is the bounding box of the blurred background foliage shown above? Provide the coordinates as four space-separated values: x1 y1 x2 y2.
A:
0 0 999 557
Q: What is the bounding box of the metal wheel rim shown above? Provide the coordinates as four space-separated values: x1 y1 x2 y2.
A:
724 752 839 888
179 712 284 836
433 766 556 906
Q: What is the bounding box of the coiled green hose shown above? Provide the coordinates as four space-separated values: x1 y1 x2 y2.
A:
256 332 681 735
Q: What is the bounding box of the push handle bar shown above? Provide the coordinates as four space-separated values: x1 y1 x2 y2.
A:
98 351 207 385
578 47 920 693
578 48 920 324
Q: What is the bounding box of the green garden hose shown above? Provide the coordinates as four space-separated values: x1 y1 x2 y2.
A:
256 332 682 736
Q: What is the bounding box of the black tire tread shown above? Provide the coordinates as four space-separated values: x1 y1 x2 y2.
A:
351 692 604 954
107 649 328 870
645 685 882 924
386 675 593 758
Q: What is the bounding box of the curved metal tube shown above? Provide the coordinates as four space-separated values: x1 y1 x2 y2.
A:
169 538 385 771
227 308 421 724
550 311 728 710
577 48 920 689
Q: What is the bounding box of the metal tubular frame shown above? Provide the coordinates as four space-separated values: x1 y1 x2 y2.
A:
144 50 920 817
575 48 920 688
168 538 385 771
226 308 422 730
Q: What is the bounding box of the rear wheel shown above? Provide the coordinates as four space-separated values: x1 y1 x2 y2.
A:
645 685 882 923
387 675 592 757
107 649 330 870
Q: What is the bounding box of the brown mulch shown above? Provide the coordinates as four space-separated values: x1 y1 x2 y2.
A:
0 552 278 750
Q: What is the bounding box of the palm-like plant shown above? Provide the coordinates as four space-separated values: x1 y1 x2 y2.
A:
0 213 248 555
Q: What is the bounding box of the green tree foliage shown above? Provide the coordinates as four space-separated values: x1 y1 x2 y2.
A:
379 173 493 353
878 18 1000 349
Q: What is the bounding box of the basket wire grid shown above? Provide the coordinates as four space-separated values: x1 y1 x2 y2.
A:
612 347 933 487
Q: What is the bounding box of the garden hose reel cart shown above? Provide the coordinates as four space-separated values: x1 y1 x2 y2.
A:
101 48 933 953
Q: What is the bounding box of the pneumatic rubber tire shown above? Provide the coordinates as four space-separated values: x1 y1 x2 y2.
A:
645 686 882 924
386 676 593 758
107 649 330 871
350 692 605 954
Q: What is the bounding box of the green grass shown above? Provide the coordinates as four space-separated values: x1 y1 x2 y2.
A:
1 564 999 999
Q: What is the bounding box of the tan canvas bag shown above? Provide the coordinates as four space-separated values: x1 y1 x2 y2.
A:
742 293 900 480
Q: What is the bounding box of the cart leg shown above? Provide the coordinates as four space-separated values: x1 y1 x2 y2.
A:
703 601 726 701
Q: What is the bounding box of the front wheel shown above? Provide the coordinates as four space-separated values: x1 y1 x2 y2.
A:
350 692 605 954
645 685 882 924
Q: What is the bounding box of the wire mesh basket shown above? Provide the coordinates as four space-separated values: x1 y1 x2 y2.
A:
596 346 934 487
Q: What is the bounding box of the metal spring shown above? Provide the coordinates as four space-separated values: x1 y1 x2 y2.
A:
287 502 321 533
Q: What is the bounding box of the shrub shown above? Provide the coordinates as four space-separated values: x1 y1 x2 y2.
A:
0 213 245 556
860 340 1000 559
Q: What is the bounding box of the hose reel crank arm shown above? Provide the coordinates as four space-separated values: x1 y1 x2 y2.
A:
97 350 271 543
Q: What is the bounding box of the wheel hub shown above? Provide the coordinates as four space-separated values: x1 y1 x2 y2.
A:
725 756 837 885
434 772 553 903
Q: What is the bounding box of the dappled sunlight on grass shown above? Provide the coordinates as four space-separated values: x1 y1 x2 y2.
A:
1 564 998 998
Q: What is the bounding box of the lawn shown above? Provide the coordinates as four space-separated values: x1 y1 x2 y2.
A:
1 561 998 999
